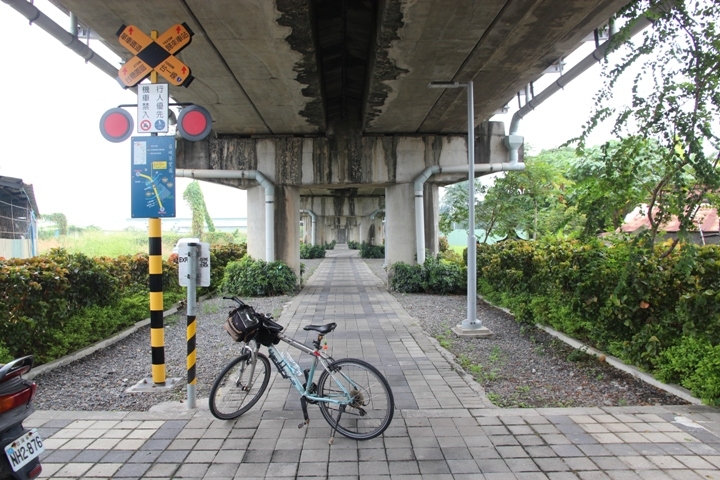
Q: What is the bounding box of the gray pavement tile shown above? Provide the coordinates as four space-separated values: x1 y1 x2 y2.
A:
525 446 558 458
71 449 105 463
551 444 586 457
114 462 152 478
328 460 360 476
475 459 512 473
241 449 271 463
233 462 268 477
577 472 612 480
129 449 162 463
440 446 473 460
489 435 521 446
271 448 301 463
496 445 530 458
205 463 240 478
174 462 210 478
359 460 391 476
590 455 632 470
185 450 217 463
505 458 541 472
329 447 358 461
144 462 179 477
666 470 706 480
606 472 644 480
578 444 613 456
99 449 134 463
546 473 580 480
42 449 82 463
156 449 190 463
359 447 387 461
563 456 598 471
534 457 571 472
212 450 245 463
416 460 450 477
141 438 173 450
514 473 551 480
437 435 468 448
386 448 414 462
387 460 420 475
447 459 482 474
297 461 327 477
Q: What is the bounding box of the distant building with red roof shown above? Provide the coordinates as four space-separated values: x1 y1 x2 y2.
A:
620 204 720 245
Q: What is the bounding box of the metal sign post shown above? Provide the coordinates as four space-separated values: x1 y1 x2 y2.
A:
178 238 210 409
185 242 198 409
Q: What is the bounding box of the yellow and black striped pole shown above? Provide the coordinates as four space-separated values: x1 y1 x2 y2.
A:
149 217 165 385
186 242 198 408
148 31 166 386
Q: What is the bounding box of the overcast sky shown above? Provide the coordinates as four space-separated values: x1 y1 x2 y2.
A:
1 0 621 230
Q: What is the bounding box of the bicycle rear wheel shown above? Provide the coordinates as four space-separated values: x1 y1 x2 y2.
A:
316 358 394 440
209 352 270 419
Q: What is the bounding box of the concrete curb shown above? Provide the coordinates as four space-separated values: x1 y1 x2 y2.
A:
477 294 704 406
26 295 210 381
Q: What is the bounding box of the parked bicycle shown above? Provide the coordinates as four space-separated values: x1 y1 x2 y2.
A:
209 297 394 442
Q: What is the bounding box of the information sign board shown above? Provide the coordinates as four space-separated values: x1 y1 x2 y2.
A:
130 136 176 218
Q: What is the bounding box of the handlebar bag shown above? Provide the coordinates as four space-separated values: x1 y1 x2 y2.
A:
223 305 259 342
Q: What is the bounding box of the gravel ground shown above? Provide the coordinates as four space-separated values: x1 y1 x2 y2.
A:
32 257 688 411
362 259 688 409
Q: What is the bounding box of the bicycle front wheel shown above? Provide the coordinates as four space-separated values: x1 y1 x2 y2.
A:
209 352 270 419
317 358 394 440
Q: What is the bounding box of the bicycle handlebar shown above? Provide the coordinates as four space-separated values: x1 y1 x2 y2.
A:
223 296 247 306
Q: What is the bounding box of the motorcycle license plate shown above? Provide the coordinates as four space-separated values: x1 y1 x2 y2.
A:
4 429 44 472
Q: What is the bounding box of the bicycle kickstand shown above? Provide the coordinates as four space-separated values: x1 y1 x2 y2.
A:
298 396 310 429
328 405 346 445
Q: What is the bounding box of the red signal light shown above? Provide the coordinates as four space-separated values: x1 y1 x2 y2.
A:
177 105 212 141
99 108 134 143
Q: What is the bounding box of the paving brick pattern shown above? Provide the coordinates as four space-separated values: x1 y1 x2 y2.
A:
27 247 720 479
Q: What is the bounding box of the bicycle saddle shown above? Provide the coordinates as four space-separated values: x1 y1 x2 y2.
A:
303 323 337 335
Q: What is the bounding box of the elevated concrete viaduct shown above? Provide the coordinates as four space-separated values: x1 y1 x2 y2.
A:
6 0 631 275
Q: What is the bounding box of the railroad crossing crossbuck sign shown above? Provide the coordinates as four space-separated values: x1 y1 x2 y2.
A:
116 23 195 88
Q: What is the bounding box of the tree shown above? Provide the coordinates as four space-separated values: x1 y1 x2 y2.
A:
579 0 720 253
42 212 67 236
439 179 483 237
183 181 216 237
568 137 663 236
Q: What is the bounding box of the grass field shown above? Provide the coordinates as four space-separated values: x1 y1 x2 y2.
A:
38 230 245 259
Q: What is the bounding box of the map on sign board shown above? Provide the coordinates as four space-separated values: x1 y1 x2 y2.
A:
131 136 176 218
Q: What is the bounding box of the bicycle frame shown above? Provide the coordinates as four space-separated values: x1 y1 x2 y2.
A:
269 333 353 406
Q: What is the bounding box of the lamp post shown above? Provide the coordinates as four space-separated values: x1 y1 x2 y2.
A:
428 81 491 337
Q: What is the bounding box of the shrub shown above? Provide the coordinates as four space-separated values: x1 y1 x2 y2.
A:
360 242 385 259
348 240 360 249
439 236 449 252
221 256 297 297
300 243 326 259
324 240 337 250
389 256 466 294
389 262 423 293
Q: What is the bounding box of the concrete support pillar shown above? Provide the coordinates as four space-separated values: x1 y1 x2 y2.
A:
246 185 266 261
276 185 301 277
385 183 416 267
359 216 369 244
423 183 440 258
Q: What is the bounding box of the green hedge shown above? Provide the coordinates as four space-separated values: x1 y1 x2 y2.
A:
300 243 326 259
0 243 247 365
475 239 720 405
221 256 297 297
390 255 466 294
360 242 384 259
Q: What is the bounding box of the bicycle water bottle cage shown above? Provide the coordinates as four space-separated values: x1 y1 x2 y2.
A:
302 323 337 335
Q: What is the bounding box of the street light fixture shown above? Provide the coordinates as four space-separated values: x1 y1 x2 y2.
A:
428 80 491 337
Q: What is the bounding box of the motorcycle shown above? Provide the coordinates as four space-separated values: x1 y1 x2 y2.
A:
0 357 42 480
